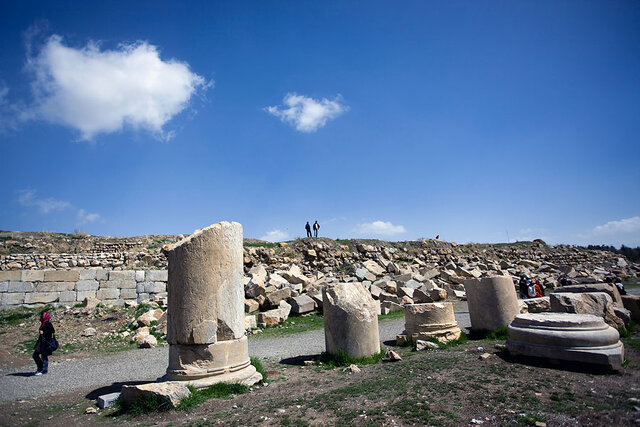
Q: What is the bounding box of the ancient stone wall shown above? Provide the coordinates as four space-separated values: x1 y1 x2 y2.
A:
0 269 168 309
0 252 167 270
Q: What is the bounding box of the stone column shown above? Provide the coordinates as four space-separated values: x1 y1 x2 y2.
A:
463 276 519 331
323 283 380 359
163 222 260 386
403 302 461 343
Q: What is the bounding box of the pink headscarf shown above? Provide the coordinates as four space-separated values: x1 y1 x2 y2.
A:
40 312 51 328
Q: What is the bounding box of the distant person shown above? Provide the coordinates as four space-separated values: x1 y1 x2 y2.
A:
436 235 440 240
33 311 55 376
313 221 320 238
614 277 626 295
305 221 312 238
518 277 529 299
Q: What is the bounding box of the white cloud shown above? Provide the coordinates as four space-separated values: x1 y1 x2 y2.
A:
260 229 289 242
18 189 71 213
77 209 101 225
265 93 347 132
26 35 211 140
354 221 407 236
593 216 640 235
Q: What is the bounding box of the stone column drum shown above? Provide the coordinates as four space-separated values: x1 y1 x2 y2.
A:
323 283 380 359
464 276 519 331
163 222 261 386
404 303 462 343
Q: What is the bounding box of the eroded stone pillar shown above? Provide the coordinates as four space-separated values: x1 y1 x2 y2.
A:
163 222 260 385
464 276 519 331
323 283 380 359
402 302 461 343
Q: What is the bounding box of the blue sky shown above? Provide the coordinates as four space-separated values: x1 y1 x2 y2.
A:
1 1 639 246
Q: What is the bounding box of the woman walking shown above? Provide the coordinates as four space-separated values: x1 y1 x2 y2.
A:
33 311 55 376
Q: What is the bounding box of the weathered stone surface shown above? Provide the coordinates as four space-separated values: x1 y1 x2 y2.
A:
109 270 136 281
3 293 25 305
402 303 461 343
622 295 640 322
554 283 623 307
137 308 164 327
257 300 291 327
59 291 76 302
133 327 150 343
289 294 316 314
247 265 267 286
97 288 120 300
163 222 259 386
76 280 99 291
140 335 158 348
8 281 34 292
0 271 21 281
83 296 99 308
507 313 624 370
244 299 259 313
44 270 79 282
97 392 121 409
121 288 137 299
323 283 380 359
464 276 520 331
412 286 447 303
77 291 97 302
146 270 168 281
267 288 291 307
121 382 191 408
381 300 403 314
24 292 58 304
363 260 385 276
21 270 44 282
279 265 308 285
244 314 257 329
550 292 624 329
521 296 550 313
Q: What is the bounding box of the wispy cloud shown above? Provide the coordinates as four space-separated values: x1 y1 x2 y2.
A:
593 216 640 235
354 220 407 236
18 189 71 213
260 229 289 242
22 34 211 140
76 209 101 225
265 93 347 132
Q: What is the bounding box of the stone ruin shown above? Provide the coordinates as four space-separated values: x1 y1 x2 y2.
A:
162 221 261 386
464 276 520 331
397 302 462 345
323 282 380 359
507 312 624 370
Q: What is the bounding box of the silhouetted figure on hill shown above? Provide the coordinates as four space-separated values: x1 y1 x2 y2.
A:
305 222 312 238
313 221 320 238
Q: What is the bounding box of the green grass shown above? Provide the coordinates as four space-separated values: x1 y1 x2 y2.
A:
252 313 325 338
250 357 268 383
177 383 248 411
378 309 406 322
484 326 509 340
517 414 546 426
318 349 384 368
429 332 468 349
0 308 37 326
123 393 173 416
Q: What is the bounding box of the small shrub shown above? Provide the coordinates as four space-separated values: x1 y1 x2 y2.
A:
485 327 509 340
177 383 248 411
126 393 172 416
250 357 268 382
618 327 632 339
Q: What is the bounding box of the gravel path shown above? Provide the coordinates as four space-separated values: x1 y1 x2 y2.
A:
0 311 470 403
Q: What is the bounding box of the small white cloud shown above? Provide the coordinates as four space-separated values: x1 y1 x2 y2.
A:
593 216 640 235
354 221 407 236
25 35 211 140
77 209 101 225
265 93 347 132
260 229 289 242
17 189 71 213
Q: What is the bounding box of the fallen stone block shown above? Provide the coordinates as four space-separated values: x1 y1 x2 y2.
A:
120 382 191 408
550 292 625 329
521 297 550 313
289 294 316 315
97 392 120 409
553 283 623 307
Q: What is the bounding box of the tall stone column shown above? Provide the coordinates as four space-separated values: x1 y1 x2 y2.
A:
163 222 260 386
464 276 519 332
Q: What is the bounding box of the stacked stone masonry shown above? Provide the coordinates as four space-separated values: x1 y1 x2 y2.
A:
0 269 168 308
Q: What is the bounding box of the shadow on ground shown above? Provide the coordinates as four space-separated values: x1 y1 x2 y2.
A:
86 380 150 400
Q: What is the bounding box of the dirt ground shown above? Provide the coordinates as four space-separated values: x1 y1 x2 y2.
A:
1 327 639 427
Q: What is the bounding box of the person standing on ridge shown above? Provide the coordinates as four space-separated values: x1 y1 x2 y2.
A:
313 221 320 238
305 221 312 238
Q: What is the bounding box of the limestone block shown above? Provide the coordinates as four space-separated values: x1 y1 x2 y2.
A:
267 288 291 307
245 281 266 299
95 269 109 281
109 270 136 281
412 286 447 303
244 299 259 313
21 270 44 281
75 280 99 291
76 290 97 301
9 281 34 292
289 294 316 315
135 270 145 282
145 282 166 294
381 300 404 314
137 308 163 327
97 392 121 409
36 282 74 292
363 260 385 276
79 269 96 280
0 271 21 281
120 288 138 300
507 313 624 370
146 270 168 281
137 293 150 303
44 270 79 282
550 292 624 329
247 265 267 286
118 280 137 289
323 283 380 359
121 382 191 408
403 303 462 343
279 265 308 285
464 276 519 331
59 291 77 303
554 283 623 307
97 288 120 300
622 295 640 322
25 292 59 304
244 315 257 329
3 292 25 305
98 281 119 289
0 282 7 292
521 296 550 313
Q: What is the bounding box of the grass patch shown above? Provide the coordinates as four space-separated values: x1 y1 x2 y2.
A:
429 332 468 349
253 313 324 338
517 413 546 426
124 393 172 416
177 383 248 411
378 309 406 322
618 327 632 339
318 349 384 368
0 307 37 326
250 357 268 382
474 326 509 340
